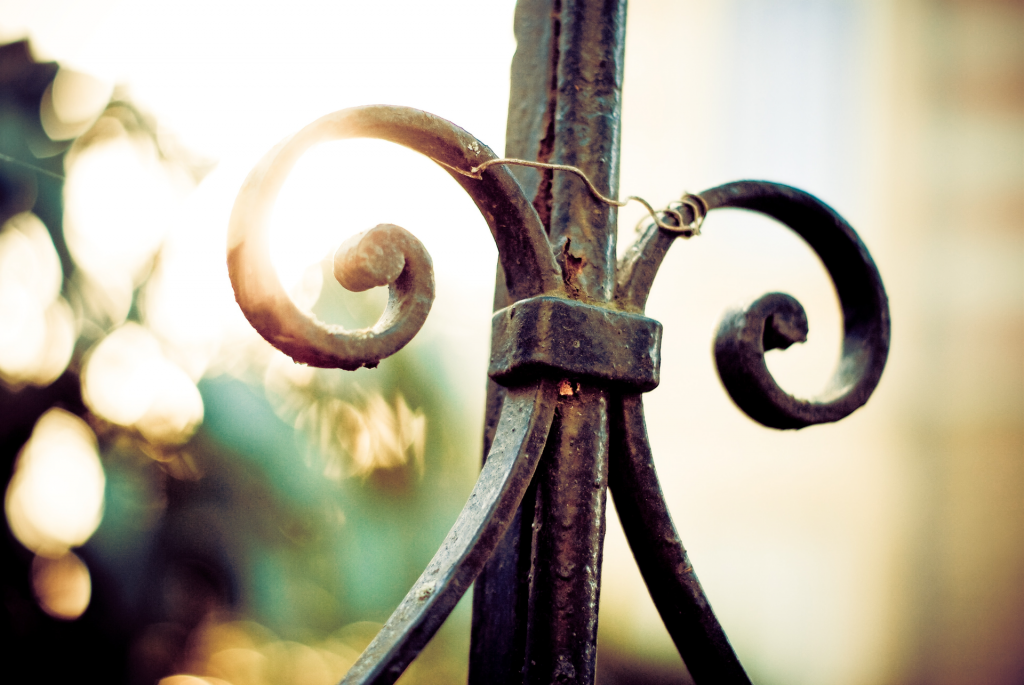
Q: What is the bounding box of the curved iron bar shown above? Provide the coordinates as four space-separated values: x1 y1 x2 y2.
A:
610 180 889 681
608 393 751 684
340 379 558 685
612 193 751 682
228 105 564 370
706 181 890 428
616 180 891 429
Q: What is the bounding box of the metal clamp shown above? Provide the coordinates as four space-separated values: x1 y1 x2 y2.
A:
488 296 663 393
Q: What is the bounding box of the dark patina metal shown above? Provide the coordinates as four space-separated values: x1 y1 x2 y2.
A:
227 1 891 684
489 296 662 393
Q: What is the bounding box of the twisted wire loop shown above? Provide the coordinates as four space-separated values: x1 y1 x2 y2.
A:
446 157 708 237
228 104 564 370
609 180 889 682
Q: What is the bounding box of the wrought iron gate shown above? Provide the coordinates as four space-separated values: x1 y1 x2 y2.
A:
226 1 890 683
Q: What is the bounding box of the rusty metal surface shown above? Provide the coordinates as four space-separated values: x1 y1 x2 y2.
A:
227 3 891 684
525 383 610 685
546 0 627 303
489 296 662 392
513 3 629 684
614 209 686 314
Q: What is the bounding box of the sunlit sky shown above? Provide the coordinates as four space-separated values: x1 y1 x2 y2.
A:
2 0 517 303
1 0 516 155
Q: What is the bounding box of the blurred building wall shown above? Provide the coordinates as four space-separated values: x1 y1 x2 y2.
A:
883 1 1023 683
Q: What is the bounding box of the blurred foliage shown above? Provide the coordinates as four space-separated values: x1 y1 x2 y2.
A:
0 38 478 685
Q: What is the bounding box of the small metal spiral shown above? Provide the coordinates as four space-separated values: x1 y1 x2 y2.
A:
703 182 891 428
615 180 890 429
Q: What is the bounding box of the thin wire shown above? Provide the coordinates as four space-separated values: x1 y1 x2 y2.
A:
0 147 706 234
0 152 66 182
441 156 706 237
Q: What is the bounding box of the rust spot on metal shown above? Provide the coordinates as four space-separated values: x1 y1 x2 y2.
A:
530 0 561 236
559 238 585 297
565 253 584 284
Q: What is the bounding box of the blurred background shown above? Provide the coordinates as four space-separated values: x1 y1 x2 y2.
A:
0 1 1020 684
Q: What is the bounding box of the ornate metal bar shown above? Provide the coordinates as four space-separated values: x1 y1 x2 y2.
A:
226 2 891 683
340 380 558 685
609 393 751 684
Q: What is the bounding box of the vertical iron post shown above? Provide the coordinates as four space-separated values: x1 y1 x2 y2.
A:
471 2 627 684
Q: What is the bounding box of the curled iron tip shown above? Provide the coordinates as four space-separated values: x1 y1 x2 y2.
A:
227 125 436 371
227 105 563 371
615 180 889 428
704 181 890 429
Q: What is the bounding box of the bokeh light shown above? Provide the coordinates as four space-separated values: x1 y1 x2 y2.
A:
39 65 112 140
0 212 75 388
5 408 105 555
158 677 231 685
63 115 189 284
142 161 269 380
264 351 426 481
82 322 204 443
31 550 92 620
157 617 463 685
